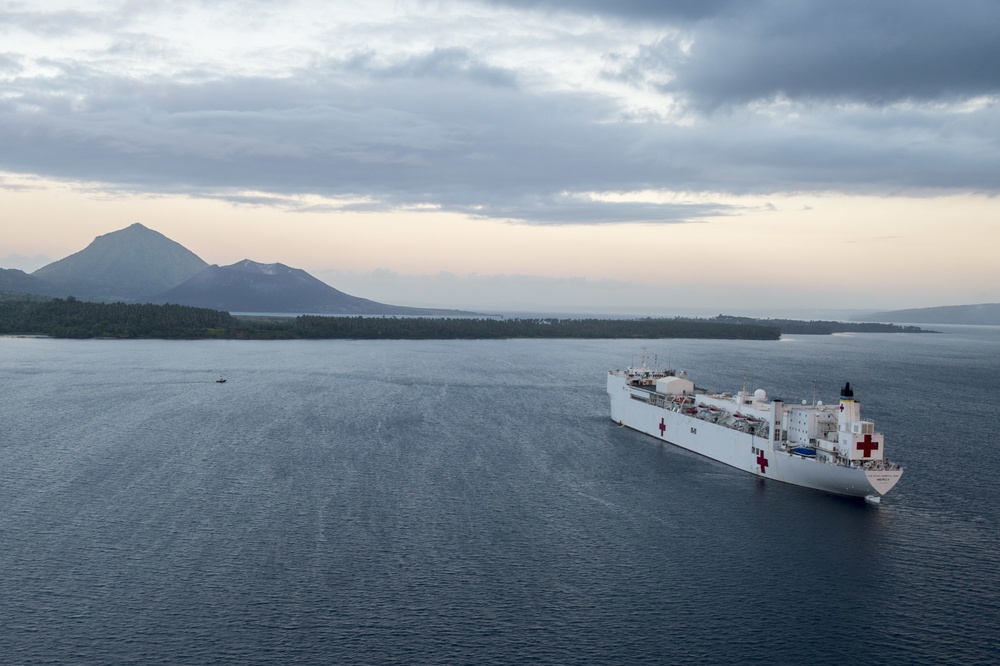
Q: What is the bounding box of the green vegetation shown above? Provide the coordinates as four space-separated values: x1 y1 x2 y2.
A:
709 315 930 334
0 291 51 303
0 298 234 339
290 315 779 340
0 298 780 340
0 298 929 340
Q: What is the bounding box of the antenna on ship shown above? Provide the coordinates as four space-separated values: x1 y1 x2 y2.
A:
812 381 817 407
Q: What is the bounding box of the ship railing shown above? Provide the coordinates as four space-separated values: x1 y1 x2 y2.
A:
858 459 901 472
650 394 669 408
835 458 899 471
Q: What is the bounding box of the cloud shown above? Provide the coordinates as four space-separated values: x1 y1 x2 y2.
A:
427 195 732 225
343 47 519 88
0 6 115 37
482 0 739 22
678 2 1000 108
509 0 1000 107
0 1 998 226
0 53 21 74
0 173 40 191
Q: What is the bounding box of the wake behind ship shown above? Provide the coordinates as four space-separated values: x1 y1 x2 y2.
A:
607 358 903 502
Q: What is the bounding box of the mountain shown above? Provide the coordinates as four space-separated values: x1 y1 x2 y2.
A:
32 223 208 302
151 259 469 315
855 303 1000 326
13 223 475 315
0 268 64 298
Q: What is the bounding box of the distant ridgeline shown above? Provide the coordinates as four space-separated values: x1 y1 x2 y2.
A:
709 315 930 334
0 298 927 340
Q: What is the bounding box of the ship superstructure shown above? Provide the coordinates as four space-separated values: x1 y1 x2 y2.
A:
607 356 903 502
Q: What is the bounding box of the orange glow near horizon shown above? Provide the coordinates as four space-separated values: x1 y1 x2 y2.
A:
1 174 998 310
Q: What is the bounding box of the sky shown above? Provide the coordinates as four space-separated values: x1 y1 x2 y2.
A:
1 0 999 316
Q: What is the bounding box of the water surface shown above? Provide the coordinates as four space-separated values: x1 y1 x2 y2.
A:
1 331 997 664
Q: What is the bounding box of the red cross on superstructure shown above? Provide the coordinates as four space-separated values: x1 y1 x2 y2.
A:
659 418 666 437
857 434 879 457
756 451 768 474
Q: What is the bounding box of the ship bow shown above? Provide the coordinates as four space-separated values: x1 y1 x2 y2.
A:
865 469 903 496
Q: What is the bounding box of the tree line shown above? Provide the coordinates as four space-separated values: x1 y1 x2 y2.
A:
0 298 234 338
290 315 781 340
0 298 783 340
0 298 928 340
708 314 929 334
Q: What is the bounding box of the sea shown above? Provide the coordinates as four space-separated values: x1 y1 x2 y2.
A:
1 327 997 665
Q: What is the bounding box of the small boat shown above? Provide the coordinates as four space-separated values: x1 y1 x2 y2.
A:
216 376 227 383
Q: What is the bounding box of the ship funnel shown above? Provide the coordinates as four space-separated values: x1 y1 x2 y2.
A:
840 382 854 399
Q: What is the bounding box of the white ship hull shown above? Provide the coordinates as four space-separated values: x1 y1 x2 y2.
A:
608 370 903 501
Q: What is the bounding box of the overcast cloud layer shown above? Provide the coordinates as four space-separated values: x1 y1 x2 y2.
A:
1 0 997 225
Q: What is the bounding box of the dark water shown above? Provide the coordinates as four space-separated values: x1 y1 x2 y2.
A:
1 329 998 664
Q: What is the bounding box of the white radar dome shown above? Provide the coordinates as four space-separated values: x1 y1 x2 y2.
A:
754 389 766 402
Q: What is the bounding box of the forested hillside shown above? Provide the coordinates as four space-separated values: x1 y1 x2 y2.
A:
1 298 930 340
0 298 781 340
0 298 234 338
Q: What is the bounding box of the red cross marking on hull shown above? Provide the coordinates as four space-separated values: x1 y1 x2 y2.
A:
756 451 768 474
659 418 666 436
857 434 879 457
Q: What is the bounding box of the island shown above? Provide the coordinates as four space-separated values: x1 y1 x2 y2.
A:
0 298 933 340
